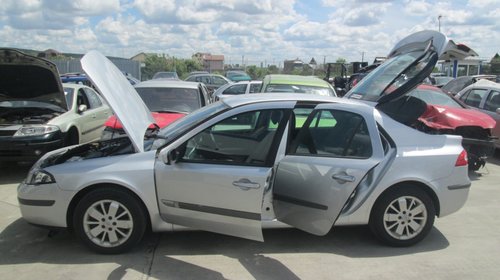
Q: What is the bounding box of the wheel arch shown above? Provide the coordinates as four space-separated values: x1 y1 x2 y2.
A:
370 181 441 219
66 183 152 231
64 125 80 145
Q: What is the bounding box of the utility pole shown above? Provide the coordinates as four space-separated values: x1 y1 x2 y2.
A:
361 52 365 63
438 15 442 32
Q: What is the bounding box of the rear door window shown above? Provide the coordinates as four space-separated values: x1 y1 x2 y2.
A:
288 109 372 159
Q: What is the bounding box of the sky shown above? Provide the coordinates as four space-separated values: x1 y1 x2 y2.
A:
0 0 498 66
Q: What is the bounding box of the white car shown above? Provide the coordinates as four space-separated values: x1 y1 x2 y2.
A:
17 31 471 254
0 49 111 163
212 80 263 101
455 79 500 149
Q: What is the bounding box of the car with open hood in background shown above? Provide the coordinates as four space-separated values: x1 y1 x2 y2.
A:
17 31 471 254
0 49 111 163
102 79 210 140
344 31 496 171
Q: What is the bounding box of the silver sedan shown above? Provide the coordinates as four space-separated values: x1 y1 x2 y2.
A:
17 31 471 254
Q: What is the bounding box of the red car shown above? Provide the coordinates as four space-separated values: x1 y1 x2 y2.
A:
101 79 210 139
409 84 495 170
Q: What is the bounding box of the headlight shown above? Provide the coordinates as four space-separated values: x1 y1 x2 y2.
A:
27 170 56 185
14 125 60 137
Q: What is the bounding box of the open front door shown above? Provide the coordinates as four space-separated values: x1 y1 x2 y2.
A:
273 104 381 236
155 107 290 241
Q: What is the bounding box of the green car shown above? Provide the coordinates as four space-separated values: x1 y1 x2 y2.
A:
225 70 252 82
261 74 337 97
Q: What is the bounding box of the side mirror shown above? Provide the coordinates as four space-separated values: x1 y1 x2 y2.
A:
78 104 87 114
161 148 180 165
496 108 500 115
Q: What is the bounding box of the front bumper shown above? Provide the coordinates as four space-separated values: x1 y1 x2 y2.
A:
0 131 64 162
17 181 73 228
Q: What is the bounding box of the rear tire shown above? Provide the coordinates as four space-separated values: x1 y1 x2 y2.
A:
369 186 435 247
73 188 147 254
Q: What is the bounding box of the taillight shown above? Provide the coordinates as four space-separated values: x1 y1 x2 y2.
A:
455 150 468 166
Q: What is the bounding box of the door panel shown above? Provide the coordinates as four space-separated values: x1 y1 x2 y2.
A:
155 107 291 241
273 105 381 236
273 156 378 235
155 162 272 241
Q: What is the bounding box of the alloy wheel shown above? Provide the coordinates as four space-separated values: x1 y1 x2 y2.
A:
83 199 134 248
383 196 428 240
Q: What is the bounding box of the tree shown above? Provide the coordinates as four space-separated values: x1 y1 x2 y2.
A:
141 54 168 80
246 65 258 79
141 54 204 80
336 57 347 64
490 53 500 75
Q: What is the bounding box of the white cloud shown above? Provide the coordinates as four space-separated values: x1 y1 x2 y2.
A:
0 0 498 64
404 0 432 15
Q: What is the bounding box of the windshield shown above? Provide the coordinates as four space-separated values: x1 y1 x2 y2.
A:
153 101 229 147
410 87 464 108
136 87 202 113
63 87 75 109
349 50 431 101
265 84 334 96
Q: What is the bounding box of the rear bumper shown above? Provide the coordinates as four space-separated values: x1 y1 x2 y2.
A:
462 137 495 158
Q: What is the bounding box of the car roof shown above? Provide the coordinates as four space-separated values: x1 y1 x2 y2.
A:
468 79 499 89
187 73 224 78
62 83 89 89
221 93 367 109
135 79 200 89
263 74 331 88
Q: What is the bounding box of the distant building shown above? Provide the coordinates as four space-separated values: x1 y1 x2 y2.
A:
130 52 149 63
309 57 317 69
37 49 61 58
193 52 224 72
438 41 481 77
283 58 304 73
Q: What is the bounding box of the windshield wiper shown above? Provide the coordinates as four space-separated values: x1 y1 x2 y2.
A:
154 109 189 114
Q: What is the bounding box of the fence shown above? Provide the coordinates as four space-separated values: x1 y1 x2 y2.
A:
50 58 142 80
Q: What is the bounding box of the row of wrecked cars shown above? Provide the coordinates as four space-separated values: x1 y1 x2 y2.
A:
1 32 497 172
15 30 478 254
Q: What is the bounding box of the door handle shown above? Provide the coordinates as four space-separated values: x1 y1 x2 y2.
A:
232 178 260 190
332 173 355 184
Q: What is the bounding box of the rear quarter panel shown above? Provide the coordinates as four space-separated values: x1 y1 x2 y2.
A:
336 110 469 225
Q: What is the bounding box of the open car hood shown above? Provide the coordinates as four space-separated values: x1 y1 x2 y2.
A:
346 30 447 105
0 48 67 111
81 51 155 153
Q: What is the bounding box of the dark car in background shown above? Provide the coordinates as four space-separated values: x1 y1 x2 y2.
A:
152 71 179 80
185 73 231 97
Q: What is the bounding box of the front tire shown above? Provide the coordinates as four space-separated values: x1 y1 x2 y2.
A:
73 188 147 254
369 187 435 247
